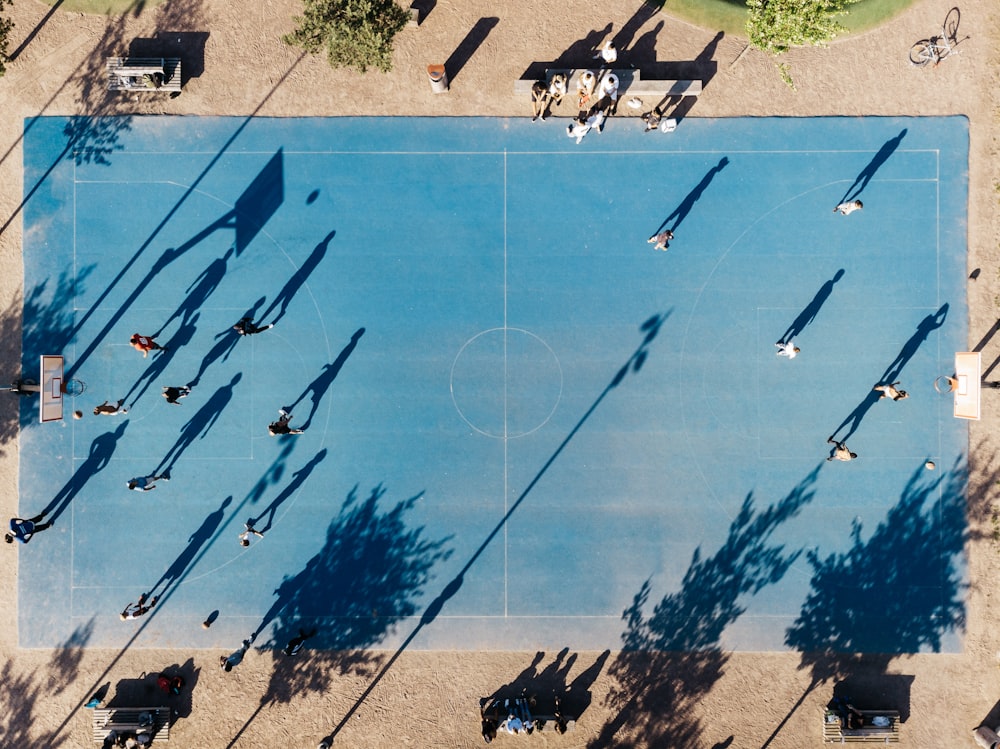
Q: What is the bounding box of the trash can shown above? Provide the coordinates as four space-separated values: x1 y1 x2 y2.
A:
427 64 448 93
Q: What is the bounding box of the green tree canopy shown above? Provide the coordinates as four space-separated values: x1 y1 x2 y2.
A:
0 0 14 78
284 0 409 73
746 0 860 55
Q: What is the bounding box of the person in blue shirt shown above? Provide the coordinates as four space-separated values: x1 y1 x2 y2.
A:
5 513 52 544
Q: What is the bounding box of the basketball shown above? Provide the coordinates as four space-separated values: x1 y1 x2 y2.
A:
73 410 83 420
925 460 936 470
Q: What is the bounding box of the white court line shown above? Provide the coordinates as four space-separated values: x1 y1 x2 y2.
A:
503 149 509 618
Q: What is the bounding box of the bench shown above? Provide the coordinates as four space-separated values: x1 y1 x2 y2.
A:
515 68 700 100
823 710 899 743
107 57 182 93
92 707 171 743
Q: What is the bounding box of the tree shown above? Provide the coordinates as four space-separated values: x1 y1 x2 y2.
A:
746 0 860 55
284 0 409 74
0 0 14 78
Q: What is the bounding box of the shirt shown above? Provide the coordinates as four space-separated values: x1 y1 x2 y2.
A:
9 518 35 543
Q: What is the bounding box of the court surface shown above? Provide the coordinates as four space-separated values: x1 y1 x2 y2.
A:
19 115 969 653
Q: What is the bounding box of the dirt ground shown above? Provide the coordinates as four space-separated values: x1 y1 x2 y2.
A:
1 0 999 746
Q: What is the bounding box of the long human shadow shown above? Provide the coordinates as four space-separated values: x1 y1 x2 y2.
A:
610 2 659 59
123 313 200 407
313 310 672 746
188 297 266 388
283 328 365 431
225 483 453 748
761 459 970 747
154 373 242 475
248 449 329 533
443 17 499 85
654 157 730 235
147 496 232 599
259 230 335 327
546 23 613 70
589 466 820 748
778 269 844 345
0 618 94 745
829 305 948 443
42 422 129 524
838 128 908 204
647 31 725 123
66 151 284 379
154 247 235 334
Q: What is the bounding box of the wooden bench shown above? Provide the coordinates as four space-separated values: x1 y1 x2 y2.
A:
823 709 899 743
107 57 182 93
92 707 171 743
624 78 702 98
514 68 637 97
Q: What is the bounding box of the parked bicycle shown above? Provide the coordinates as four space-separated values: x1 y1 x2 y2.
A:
909 7 966 67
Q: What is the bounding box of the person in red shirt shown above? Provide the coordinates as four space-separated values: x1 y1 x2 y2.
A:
129 333 167 358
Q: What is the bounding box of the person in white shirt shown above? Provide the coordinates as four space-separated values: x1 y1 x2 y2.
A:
834 199 863 215
873 381 909 401
576 70 596 110
566 110 605 144
775 340 800 358
826 437 857 462
593 39 618 64
548 73 567 106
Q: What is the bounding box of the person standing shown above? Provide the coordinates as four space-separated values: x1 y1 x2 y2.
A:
233 317 273 336
647 230 673 251
566 110 605 145
268 409 304 436
873 382 909 401
220 638 252 672
593 39 618 65
238 521 264 547
827 437 857 462
120 593 158 620
5 513 52 544
130 334 167 357
93 399 129 416
162 386 191 405
127 473 170 492
775 341 801 358
833 200 863 215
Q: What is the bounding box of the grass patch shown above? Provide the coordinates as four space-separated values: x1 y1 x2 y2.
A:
41 0 164 14
649 0 918 38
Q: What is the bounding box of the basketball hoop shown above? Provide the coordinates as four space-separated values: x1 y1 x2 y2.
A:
62 379 86 396
934 375 957 394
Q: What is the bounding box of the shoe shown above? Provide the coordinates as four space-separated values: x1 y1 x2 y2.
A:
278 408 288 417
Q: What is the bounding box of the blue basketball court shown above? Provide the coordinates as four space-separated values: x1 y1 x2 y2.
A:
18 115 969 654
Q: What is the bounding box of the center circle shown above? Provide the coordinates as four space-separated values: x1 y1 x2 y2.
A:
450 328 563 439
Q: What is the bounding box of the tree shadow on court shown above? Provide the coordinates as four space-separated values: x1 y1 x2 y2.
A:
778 269 845 345
654 157 730 236
146 496 232 599
68 151 284 379
154 373 242 475
123 312 200 407
225 483 453 747
188 297 266 388
588 467 820 748
248 449 328 533
0 618 94 747
259 230 335 327
838 129 908 204
759 458 972 746
283 328 365 431
43 422 129 525
829 304 947 443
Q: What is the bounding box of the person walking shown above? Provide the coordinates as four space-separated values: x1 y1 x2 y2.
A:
647 230 673 251
220 638 252 672
127 473 170 492
93 399 129 416
233 317 273 336
268 409 304 436
120 593 158 620
283 628 317 656
827 437 857 462
566 110 605 145
130 334 167 357
833 200 863 215
873 382 909 401
776 341 801 358
162 386 191 405
238 521 264 547
593 39 618 65
5 513 53 544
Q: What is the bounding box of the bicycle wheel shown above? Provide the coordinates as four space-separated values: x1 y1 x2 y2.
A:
944 7 960 43
909 40 935 66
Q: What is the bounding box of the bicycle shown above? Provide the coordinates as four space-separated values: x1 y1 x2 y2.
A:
909 7 966 67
